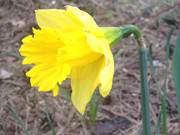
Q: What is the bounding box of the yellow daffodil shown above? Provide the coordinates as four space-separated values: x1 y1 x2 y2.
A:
19 5 114 114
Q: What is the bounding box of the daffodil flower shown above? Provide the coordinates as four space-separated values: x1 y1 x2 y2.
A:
19 6 114 114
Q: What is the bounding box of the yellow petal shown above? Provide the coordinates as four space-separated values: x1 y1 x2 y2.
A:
53 84 59 97
99 56 114 97
98 44 114 97
86 33 110 63
66 6 97 28
86 33 114 97
71 58 104 114
66 6 103 36
35 9 82 30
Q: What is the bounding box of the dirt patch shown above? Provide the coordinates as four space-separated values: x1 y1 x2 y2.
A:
0 0 180 134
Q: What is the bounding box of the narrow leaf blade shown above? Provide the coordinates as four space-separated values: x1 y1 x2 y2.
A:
172 29 180 124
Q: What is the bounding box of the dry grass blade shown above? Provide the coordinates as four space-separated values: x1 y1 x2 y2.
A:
8 104 29 135
43 103 56 135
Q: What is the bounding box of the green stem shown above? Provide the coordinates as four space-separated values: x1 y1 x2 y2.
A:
101 25 141 47
121 25 141 39
102 25 152 134
138 40 152 135
122 26 152 135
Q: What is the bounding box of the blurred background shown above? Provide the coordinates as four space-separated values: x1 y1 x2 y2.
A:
0 0 180 134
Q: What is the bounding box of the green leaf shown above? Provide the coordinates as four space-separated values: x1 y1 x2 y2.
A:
172 28 180 126
89 92 100 124
160 27 174 135
60 88 71 101
156 111 161 135
0 51 21 60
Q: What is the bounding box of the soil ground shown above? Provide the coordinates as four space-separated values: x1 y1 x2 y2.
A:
0 0 180 134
